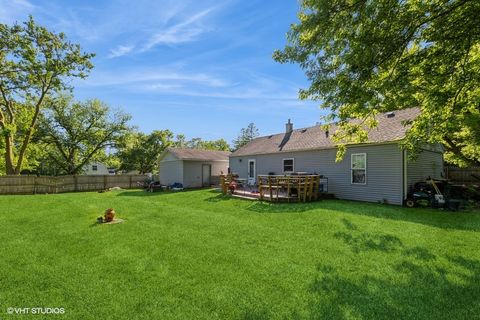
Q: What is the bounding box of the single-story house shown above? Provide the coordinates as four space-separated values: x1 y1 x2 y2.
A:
83 162 116 175
159 148 230 188
229 108 444 205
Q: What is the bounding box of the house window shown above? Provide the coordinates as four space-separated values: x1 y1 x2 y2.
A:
283 158 294 173
92 165 98 171
351 153 366 184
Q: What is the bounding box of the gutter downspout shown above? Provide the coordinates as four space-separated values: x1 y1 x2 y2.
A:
402 149 408 204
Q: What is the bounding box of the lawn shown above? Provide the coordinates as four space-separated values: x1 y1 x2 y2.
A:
0 189 479 319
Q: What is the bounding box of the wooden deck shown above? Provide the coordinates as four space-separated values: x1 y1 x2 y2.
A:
220 174 330 202
230 188 334 202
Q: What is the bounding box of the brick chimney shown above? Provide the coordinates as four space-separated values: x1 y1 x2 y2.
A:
285 119 293 134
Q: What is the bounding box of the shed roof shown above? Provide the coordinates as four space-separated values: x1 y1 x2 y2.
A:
231 108 420 157
165 148 230 161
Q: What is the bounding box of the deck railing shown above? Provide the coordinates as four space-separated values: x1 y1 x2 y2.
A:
257 175 321 202
220 174 327 202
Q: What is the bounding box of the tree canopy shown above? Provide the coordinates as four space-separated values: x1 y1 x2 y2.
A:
117 130 174 174
274 0 480 166
0 16 94 174
38 95 131 175
183 137 230 151
232 123 259 151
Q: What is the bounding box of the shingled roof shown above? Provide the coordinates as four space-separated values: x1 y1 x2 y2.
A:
231 108 420 157
166 148 230 161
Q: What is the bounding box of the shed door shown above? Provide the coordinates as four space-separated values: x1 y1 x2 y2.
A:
202 164 211 187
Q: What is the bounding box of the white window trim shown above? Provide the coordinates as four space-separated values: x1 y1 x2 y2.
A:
351 153 367 185
247 159 256 180
283 158 295 173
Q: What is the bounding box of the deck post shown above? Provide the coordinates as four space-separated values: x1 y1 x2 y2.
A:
275 177 280 202
297 177 301 202
268 176 273 201
258 175 263 200
287 177 291 203
303 176 309 202
308 176 314 201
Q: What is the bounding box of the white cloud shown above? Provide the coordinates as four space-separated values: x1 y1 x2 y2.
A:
143 86 299 101
107 5 219 58
108 7 217 58
142 7 215 50
81 68 230 89
108 45 134 58
146 83 185 90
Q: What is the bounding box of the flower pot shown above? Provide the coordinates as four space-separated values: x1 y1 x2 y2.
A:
104 208 115 222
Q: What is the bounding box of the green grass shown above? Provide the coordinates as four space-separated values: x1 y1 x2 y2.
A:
0 189 479 320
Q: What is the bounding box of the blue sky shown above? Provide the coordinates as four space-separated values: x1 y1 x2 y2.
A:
0 0 327 143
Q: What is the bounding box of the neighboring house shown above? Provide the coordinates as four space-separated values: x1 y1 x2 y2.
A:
83 162 115 175
229 108 444 205
159 148 230 188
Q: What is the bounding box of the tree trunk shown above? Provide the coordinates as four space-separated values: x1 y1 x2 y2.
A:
4 134 16 175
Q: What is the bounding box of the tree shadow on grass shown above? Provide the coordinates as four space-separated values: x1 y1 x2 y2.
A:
335 219 436 260
204 193 233 202
334 230 403 254
301 257 480 320
209 194 480 231
246 201 320 214
298 220 480 319
320 200 480 232
119 189 480 231
115 189 202 197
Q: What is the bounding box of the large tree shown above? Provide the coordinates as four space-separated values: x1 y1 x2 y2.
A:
38 95 131 175
0 16 94 174
173 134 187 148
232 123 259 151
117 130 174 174
274 0 480 166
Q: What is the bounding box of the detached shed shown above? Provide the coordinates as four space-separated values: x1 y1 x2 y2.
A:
159 148 230 188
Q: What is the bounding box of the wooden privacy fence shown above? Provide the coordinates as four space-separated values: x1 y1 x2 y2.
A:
0 174 149 195
446 166 480 184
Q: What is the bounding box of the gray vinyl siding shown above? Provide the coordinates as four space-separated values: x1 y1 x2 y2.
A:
407 149 444 190
211 161 229 176
183 161 229 188
159 160 183 186
183 161 201 188
230 143 404 205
